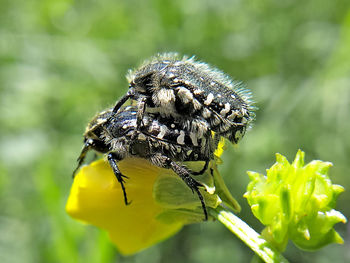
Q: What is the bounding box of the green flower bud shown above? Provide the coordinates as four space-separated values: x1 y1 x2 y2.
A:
244 150 346 251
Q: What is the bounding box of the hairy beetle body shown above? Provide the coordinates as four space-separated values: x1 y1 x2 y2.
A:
114 53 254 144
74 106 216 220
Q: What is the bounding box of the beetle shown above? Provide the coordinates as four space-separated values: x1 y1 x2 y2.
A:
111 53 254 144
73 106 219 220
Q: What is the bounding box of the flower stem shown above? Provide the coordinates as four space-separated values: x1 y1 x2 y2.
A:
209 207 289 263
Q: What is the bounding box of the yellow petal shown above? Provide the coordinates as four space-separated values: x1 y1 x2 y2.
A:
66 158 183 255
214 136 226 158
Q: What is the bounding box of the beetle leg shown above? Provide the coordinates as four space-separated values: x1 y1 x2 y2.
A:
107 153 131 205
150 154 208 221
191 160 209 176
111 91 133 114
169 160 208 221
136 97 147 128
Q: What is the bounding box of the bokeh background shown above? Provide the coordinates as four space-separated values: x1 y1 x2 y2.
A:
1 0 349 262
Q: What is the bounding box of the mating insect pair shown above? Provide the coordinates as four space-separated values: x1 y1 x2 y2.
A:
73 53 255 220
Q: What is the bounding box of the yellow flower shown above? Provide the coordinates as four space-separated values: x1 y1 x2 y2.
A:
66 138 239 255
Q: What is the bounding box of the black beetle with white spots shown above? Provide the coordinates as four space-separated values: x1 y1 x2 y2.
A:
112 53 255 144
74 106 221 220
74 53 255 221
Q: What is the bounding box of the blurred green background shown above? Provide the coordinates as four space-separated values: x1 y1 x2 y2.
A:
1 0 349 262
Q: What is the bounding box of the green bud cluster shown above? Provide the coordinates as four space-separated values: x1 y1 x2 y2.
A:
244 150 346 251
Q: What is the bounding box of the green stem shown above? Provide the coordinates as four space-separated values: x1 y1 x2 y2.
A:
209 207 289 263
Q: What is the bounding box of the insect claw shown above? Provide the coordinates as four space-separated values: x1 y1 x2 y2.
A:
120 174 129 179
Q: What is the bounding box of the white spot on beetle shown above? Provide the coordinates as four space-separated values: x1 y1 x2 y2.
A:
220 103 231 116
202 108 211 118
155 88 175 107
157 125 168 139
177 87 193 103
171 123 175 128
193 89 203 95
177 130 185 144
138 133 147 141
204 93 214 105
193 99 202 110
189 132 198 146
